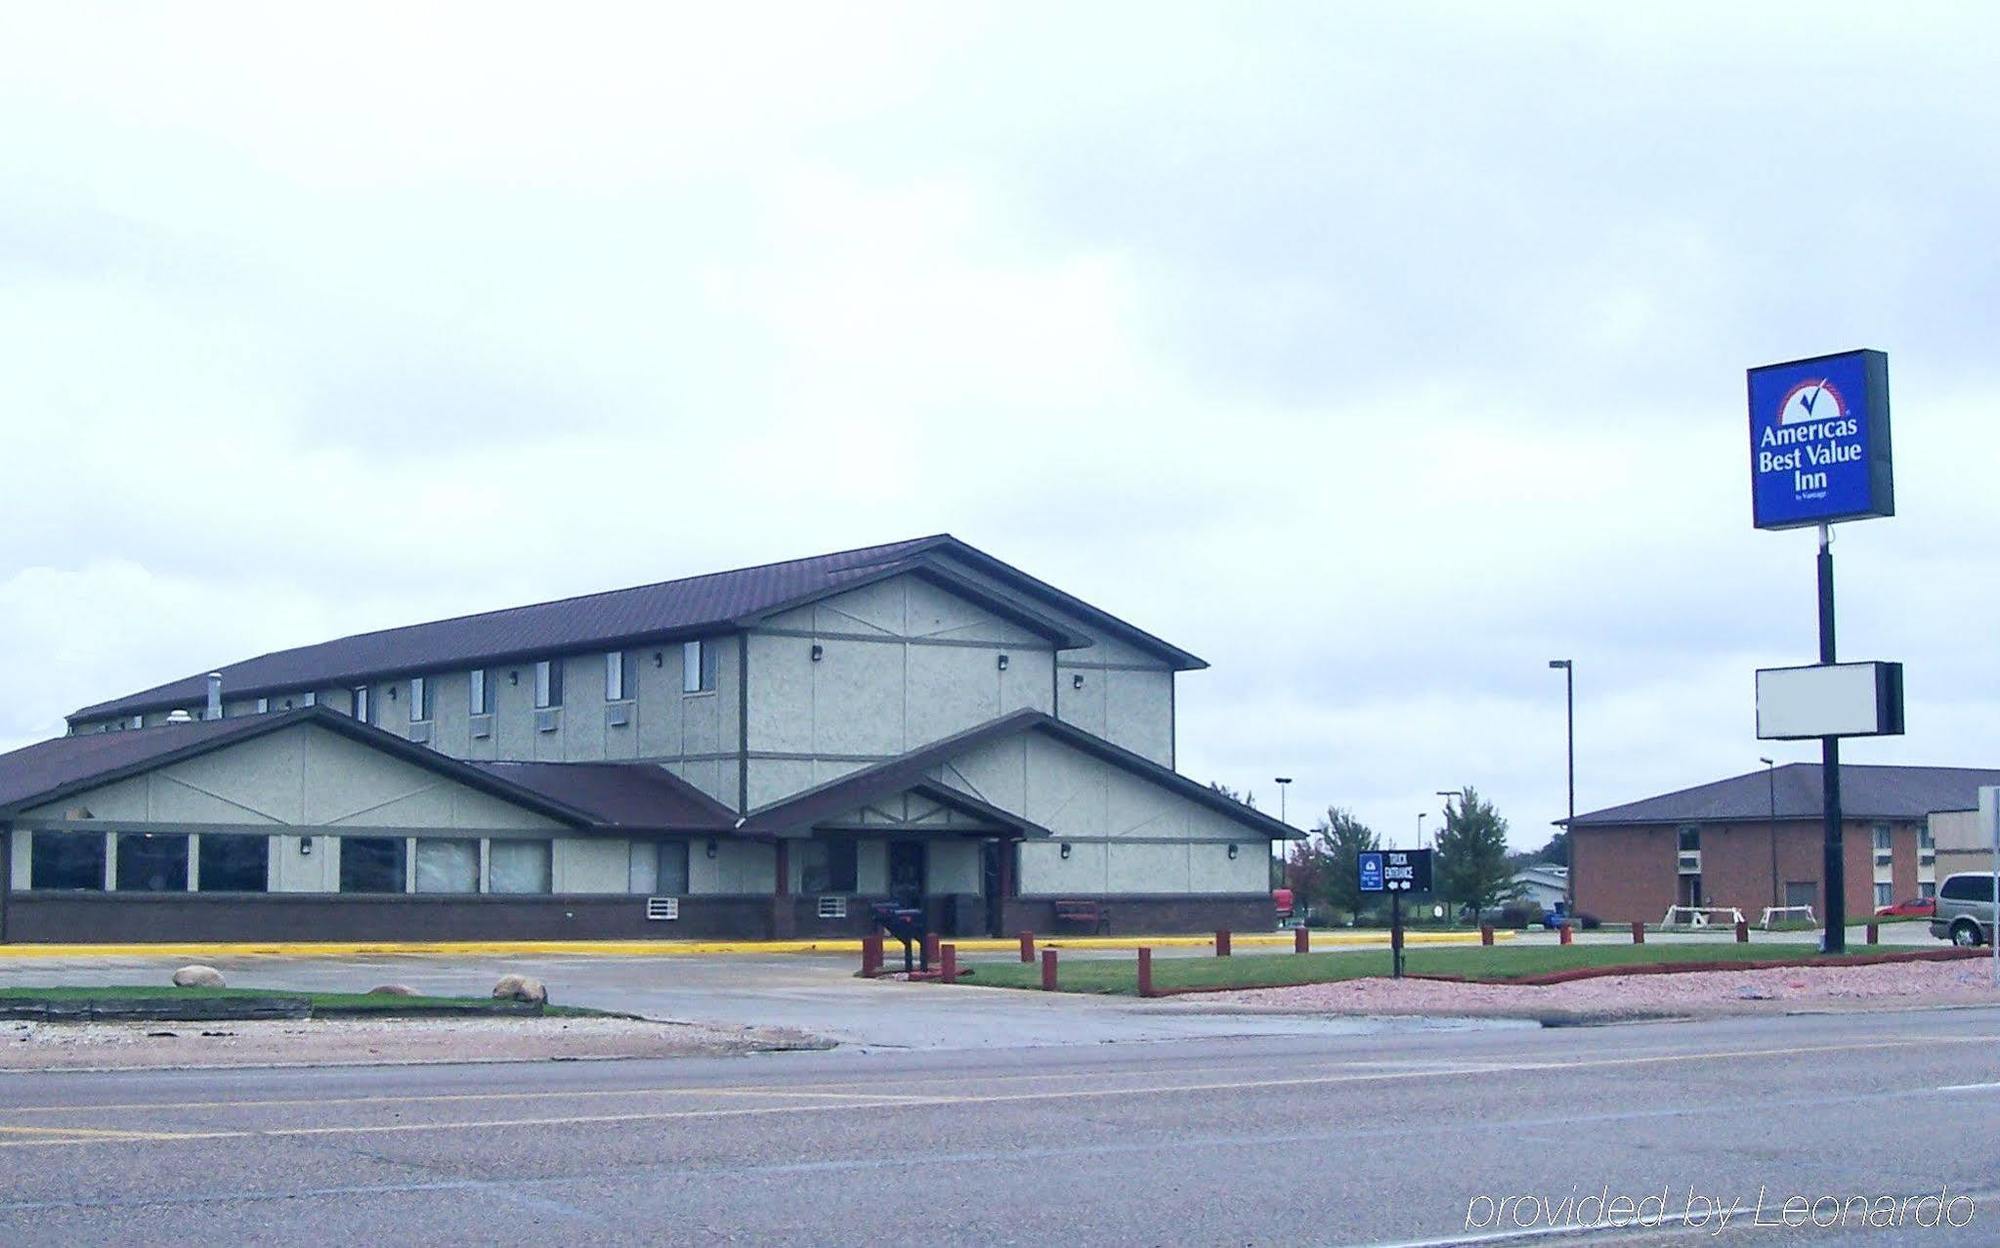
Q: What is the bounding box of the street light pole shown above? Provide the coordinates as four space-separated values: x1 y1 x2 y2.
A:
1761 757 1778 911
1417 812 1426 851
1273 777 1293 891
1548 660 1575 908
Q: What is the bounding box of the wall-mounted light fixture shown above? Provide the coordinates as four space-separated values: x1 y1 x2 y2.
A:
705 838 718 859
1227 843 1240 859
1072 674 1084 690
509 670 520 686
653 651 664 668
1059 842 1071 859
387 685 397 701
996 654 1010 671
300 836 314 856
811 644 824 662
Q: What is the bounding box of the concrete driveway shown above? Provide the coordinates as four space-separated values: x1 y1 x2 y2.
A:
0 949 1503 1051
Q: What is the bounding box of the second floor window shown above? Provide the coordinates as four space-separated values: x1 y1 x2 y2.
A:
606 651 627 702
682 639 715 694
1873 825 1893 852
535 660 563 709
351 686 371 723
1677 826 1699 853
410 677 432 723
469 669 490 716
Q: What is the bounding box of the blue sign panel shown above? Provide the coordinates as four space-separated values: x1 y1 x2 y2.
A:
1357 852 1385 893
1747 349 1893 530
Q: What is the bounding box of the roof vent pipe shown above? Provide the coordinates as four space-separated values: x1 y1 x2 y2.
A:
206 672 224 721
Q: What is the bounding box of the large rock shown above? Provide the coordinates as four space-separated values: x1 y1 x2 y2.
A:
367 984 419 997
491 974 547 1006
171 965 225 989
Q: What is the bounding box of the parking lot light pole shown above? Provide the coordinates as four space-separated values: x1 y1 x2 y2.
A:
1416 812 1425 850
1548 660 1574 908
1273 777 1293 891
1761 757 1779 910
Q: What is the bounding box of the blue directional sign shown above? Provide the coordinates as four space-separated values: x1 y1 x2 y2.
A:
1358 852 1385 893
1747 349 1893 530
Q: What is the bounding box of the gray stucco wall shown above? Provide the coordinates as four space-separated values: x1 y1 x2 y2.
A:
742 574 1058 809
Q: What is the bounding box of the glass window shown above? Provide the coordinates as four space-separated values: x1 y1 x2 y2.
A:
31 831 105 890
1920 881 1937 900
350 686 371 723
128 714 144 730
534 660 562 709
1920 827 1935 850
470 669 490 716
339 837 406 893
490 840 552 894
410 677 432 723
1874 882 1893 908
116 833 188 892
1873 825 1892 851
255 697 270 714
1676 826 1700 852
606 652 627 702
682 640 714 694
1941 875 1996 902
630 840 691 895
300 691 317 708
198 834 268 891
800 840 858 894
415 838 479 893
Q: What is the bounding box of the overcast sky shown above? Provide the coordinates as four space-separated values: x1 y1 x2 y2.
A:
2 4 1995 849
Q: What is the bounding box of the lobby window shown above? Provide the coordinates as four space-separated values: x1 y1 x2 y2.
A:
414 838 480 893
490 840 553 894
629 840 690 894
339 837 406 893
534 660 563 709
116 832 188 892
800 840 858 894
469 669 490 716
606 651 628 702
682 640 715 694
410 677 432 723
198 834 268 892
31 831 105 890
351 685 372 723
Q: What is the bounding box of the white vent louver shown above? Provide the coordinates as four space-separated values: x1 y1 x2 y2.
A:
646 896 680 921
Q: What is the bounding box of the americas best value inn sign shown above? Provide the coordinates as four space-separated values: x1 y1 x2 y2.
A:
1747 349 1894 530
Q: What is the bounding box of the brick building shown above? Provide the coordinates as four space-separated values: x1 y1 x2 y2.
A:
1568 764 2000 925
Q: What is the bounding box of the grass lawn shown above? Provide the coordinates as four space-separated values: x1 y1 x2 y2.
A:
0 985 601 1017
957 942 1832 995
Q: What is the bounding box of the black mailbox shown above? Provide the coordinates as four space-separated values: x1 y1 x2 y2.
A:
871 903 928 971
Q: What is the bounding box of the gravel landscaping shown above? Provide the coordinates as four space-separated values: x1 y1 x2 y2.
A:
0 1015 827 1071
1191 958 2000 1022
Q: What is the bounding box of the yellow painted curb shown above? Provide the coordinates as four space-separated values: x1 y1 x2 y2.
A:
0 930 1512 959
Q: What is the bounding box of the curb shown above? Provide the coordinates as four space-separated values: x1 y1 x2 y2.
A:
0 930 1511 959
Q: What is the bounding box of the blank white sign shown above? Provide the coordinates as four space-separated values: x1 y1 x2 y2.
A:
1756 663 1890 739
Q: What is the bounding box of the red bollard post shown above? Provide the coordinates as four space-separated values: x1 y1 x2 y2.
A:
1735 919 1749 943
1866 922 1879 945
1137 947 1154 997
1019 932 1036 963
1480 923 1495 947
1041 948 1059 991
940 943 957 984
1559 923 1573 946
861 933 883 977
1215 929 1232 957
1631 920 1645 945
1294 926 1310 954
922 932 940 969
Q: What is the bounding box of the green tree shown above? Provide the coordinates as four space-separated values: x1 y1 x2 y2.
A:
1308 807 1382 925
1434 786 1514 920
1506 830 1568 871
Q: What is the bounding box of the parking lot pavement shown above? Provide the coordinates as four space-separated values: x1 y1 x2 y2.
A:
0 950 1510 1051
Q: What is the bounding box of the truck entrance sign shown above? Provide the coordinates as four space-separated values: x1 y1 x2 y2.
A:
1747 349 1893 531
1358 849 1431 894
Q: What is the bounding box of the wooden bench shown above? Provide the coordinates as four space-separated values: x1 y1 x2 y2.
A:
1053 900 1109 934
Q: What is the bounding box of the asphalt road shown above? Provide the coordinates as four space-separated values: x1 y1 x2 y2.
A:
0 1006 1994 1246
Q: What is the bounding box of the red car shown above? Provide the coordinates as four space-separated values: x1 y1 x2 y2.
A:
1875 897 1935 918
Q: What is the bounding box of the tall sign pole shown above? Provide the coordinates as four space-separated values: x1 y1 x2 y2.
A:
1747 349 1896 955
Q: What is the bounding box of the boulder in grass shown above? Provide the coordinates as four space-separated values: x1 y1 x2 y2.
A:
171 965 226 989
491 974 547 1005
367 984 419 997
